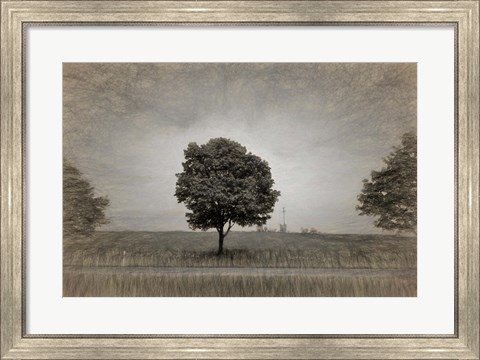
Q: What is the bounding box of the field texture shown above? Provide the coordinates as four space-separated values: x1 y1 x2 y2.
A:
63 231 416 297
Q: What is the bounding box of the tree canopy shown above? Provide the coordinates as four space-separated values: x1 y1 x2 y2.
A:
356 132 417 234
175 138 281 254
63 160 110 237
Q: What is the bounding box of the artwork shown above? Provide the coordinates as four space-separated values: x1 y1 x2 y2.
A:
63 63 417 297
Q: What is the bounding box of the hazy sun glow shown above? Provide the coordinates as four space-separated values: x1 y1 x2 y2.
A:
63 63 416 233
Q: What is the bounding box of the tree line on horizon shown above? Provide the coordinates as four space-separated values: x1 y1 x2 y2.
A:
64 132 417 255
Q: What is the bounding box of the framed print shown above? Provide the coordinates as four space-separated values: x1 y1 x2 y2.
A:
1 0 479 359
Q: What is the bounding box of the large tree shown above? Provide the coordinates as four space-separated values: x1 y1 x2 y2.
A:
356 132 417 234
63 160 110 237
175 138 281 255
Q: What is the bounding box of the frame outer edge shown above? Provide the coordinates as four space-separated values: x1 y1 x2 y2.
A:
457 1 480 359
0 1 478 23
1 2 17 359
464 0 479 357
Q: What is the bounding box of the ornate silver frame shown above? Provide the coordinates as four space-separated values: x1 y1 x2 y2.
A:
1 1 478 358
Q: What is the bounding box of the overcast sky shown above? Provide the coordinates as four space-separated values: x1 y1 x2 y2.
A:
63 63 416 233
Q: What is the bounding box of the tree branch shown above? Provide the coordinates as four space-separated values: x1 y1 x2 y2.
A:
224 219 234 237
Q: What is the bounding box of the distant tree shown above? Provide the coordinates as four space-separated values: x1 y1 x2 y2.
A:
175 138 281 255
356 132 417 234
309 227 319 234
63 160 110 237
301 227 309 234
256 225 269 232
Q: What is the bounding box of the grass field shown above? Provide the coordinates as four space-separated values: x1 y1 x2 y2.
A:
63 231 416 297
64 231 416 268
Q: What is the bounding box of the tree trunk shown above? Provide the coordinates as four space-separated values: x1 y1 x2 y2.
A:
217 230 225 256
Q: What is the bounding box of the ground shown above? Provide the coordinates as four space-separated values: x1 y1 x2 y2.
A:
63 231 416 297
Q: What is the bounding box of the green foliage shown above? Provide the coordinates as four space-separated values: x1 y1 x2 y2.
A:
357 132 417 233
175 138 280 252
63 160 110 237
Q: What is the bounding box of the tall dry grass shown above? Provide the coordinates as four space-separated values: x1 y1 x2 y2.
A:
63 231 416 297
64 231 416 269
63 269 416 297
64 247 415 268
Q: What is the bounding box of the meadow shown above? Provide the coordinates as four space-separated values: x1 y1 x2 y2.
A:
63 231 416 297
